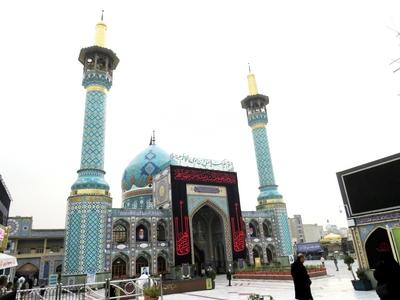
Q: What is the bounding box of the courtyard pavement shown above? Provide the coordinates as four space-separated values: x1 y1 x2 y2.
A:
163 260 378 300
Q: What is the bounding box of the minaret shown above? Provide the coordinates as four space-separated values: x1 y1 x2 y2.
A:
63 14 119 282
241 67 292 256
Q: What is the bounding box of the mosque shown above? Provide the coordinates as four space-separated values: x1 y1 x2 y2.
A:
61 17 292 284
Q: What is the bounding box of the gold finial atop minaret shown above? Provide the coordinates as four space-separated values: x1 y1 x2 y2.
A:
247 63 259 95
95 10 107 47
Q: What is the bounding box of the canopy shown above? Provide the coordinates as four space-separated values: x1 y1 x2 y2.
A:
0 253 17 270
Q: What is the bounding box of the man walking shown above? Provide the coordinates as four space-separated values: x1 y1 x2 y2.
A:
333 257 339 271
226 269 232 286
291 253 313 300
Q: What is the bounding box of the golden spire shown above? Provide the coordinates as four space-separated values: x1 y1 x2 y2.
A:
247 63 259 95
95 10 107 47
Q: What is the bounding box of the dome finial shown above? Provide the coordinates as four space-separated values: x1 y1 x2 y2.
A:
149 130 156 145
95 10 107 47
247 63 258 95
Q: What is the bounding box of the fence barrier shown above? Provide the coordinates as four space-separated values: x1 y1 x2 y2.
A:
16 276 163 300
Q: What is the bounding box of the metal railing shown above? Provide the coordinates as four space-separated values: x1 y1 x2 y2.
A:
16 276 163 300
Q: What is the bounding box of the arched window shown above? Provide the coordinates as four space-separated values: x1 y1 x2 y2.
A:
55 264 62 274
112 257 127 279
157 221 166 241
249 220 260 238
136 224 149 242
113 224 128 243
263 220 272 238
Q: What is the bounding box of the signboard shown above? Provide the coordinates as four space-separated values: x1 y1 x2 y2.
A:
296 242 323 253
48 274 58 286
86 273 96 284
140 266 149 275
170 166 246 265
337 153 400 217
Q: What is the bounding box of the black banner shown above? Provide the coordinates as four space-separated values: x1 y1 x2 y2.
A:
170 165 246 265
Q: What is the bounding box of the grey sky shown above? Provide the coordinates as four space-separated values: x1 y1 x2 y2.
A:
1 1 400 229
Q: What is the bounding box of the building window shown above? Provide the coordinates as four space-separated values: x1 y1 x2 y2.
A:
113 224 127 244
157 221 166 241
112 258 127 279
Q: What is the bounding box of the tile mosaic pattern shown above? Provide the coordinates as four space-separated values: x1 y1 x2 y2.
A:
251 126 276 188
64 198 110 275
80 90 106 171
123 195 154 209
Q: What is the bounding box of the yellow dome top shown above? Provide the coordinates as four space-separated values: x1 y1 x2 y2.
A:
321 233 342 242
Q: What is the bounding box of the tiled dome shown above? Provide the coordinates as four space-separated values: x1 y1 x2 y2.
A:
122 144 170 191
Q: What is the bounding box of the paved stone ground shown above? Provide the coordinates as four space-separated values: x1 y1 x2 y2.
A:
163 260 378 300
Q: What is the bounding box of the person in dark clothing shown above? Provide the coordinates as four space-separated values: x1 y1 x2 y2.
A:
226 270 232 286
291 254 313 300
373 252 400 300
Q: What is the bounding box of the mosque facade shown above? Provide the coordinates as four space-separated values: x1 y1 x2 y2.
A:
62 18 292 284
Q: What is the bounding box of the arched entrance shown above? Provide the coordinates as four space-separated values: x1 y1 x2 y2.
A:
157 256 167 274
16 263 39 282
112 257 128 279
192 205 227 274
266 245 275 263
136 256 149 275
252 245 263 264
365 227 394 269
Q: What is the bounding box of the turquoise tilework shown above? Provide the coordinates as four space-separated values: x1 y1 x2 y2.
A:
63 211 81 273
82 70 112 90
252 127 276 187
247 111 268 127
123 194 153 209
64 199 110 275
80 91 106 171
276 208 292 255
84 209 100 273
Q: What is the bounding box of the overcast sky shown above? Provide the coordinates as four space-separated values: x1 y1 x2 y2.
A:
2 1 400 229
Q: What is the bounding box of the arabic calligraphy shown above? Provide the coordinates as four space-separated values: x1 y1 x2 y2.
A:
231 202 245 252
175 200 190 256
170 153 234 171
173 168 237 185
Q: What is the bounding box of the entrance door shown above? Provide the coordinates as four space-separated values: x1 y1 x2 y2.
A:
192 205 227 273
365 227 394 269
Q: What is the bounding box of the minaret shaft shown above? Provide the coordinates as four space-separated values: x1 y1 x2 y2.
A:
251 125 276 188
80 89 107 171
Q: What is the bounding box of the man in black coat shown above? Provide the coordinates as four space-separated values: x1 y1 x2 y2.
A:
373 252 400 300
291 253 313 300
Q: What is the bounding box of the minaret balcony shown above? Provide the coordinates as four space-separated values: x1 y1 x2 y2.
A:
248 111 268 127
82 70 112 90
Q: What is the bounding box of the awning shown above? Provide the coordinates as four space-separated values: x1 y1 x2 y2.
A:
0 253 17 269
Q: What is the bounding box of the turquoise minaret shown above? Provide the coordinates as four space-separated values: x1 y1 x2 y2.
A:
63 15 119 282
241 68 292 256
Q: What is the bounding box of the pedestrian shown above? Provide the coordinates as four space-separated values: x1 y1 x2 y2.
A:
373 252 400 300
320 256 325 267
226 270 232 287
333 257 339 271
291 253 313 300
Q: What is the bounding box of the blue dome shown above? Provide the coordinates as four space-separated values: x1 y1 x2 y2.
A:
122 144 170 191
